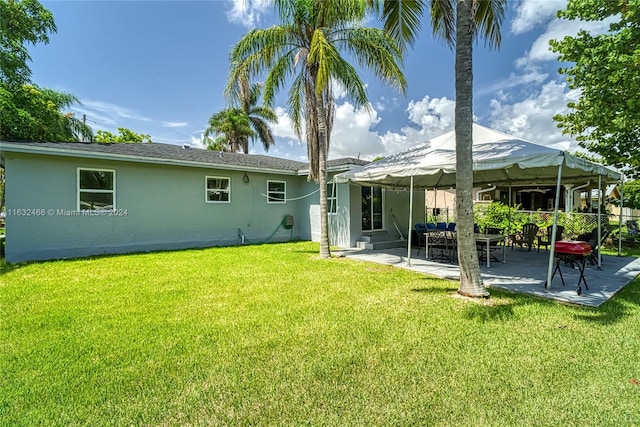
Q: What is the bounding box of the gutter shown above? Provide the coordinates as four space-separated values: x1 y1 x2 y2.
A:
475 185 496 201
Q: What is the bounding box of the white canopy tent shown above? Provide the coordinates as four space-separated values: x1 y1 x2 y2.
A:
334 124 622 288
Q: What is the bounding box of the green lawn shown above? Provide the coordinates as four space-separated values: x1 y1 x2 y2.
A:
2 242 640 426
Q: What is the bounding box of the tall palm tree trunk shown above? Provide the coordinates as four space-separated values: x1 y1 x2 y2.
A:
241 136 249 154
455 0 487 297
315 94 331 258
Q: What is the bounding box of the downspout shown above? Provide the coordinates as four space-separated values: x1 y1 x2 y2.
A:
564 184 573 213
475 185 496 201
407 175 414 267
546 162 563 289
571 180 591 211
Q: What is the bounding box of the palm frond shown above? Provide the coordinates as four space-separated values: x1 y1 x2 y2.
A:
250 105 279 122
65 116 93 142
430 0 456 48
249 116 276 151
263 48 298 105
287 72 306 139
472 0 506 49
380 0 425 53
337 27 407 95
308 28 342 95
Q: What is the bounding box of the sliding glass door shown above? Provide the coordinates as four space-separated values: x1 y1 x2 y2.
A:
361 186 383 231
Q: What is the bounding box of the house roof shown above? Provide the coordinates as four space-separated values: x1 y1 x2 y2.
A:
0 141 369 175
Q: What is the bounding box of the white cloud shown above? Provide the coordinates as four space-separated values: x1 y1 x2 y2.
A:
190 131 206 149
271 106 299 140
329 102 385 159
162 121 188 128
477 67 549 97
406 96 455 135
510 0 565 35
329 96 458 160
331 79 348 100
81 99 152 122
266 83 585 163
487 80 580 150
515 16 616 68
225 0 271 28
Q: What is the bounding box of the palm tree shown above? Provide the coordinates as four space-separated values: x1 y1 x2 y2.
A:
24 85 93 142
206 73 277 154
203 108 253 152
376 0 506 297
228 0 406 258
225 70 278 153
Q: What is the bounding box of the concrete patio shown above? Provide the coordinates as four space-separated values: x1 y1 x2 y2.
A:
337 245 640 307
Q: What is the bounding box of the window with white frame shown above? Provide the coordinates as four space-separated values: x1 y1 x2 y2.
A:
205 176 231 203
78 168 115 211
267 180 286 203
327 182 337 214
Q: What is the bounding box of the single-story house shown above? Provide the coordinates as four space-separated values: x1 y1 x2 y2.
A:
0 141 425 262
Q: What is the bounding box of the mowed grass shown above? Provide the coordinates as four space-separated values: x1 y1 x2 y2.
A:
1 242 640 426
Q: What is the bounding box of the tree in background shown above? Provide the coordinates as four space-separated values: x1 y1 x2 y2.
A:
223 70 278 153
94 127 152 143
376 0 506 298
617 180 640 211
205 73 277 153
0 0 92 142
0 84 92 141
203 108 253 152
0 0 55 86
229 0 406 258
550 0 640 178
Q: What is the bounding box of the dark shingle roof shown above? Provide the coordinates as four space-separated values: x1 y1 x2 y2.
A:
1 141 369 174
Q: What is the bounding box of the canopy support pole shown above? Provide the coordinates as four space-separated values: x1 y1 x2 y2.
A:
508 185 512 235
546 163 563 289
618 177 624 256
597 175 602 269
407 176 414 267
434 187 437 220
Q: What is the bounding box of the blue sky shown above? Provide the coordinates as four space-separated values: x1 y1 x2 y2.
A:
30 0 609 161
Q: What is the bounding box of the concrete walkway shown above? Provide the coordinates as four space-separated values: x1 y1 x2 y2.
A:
337 245 640 307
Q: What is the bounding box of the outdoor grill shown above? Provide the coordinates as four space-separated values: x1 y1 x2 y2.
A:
545 240 593 295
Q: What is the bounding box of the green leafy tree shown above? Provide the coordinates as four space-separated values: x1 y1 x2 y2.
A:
0 0 92 142
203 108 253 152
94 127 152 143
0 83 92 141
617 180 640 210
0 0 55 86
229 0 406 258
376 0 506 297
550 0 640 178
